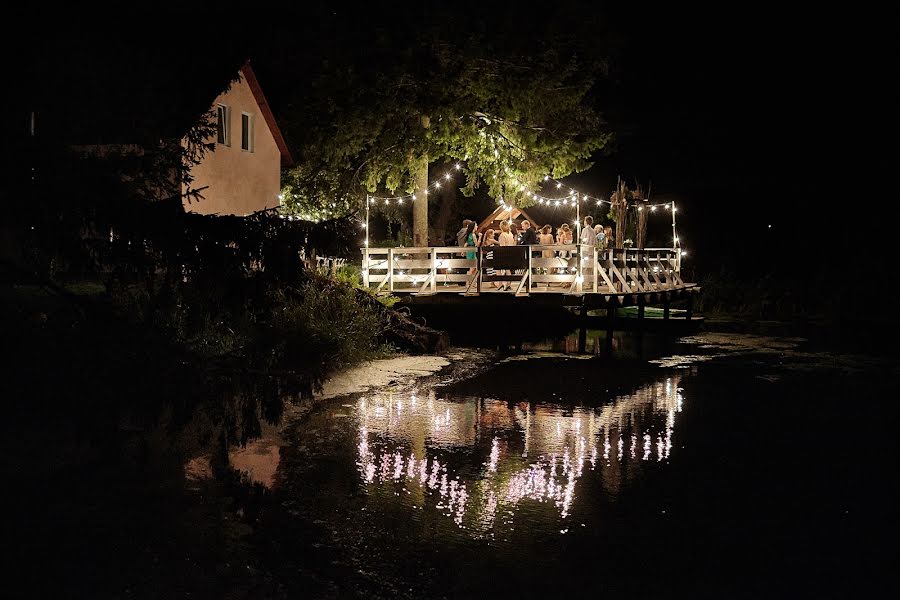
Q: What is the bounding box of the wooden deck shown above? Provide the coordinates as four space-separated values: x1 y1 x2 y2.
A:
362 245 698 307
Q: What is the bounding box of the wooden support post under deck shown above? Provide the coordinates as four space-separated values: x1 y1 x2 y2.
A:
663 297 670 321
685 293 693 321
638 297 645 329
578 300 587 353
606 302 615 352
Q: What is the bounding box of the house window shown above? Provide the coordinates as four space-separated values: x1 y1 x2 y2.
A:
241 113 254 152
216 104 230 146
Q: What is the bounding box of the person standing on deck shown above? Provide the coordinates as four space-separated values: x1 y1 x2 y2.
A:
579 216 598 287
497 221 516 291
465 221 479 276
581 216 597 256
519 220 537 245
455 219 473 275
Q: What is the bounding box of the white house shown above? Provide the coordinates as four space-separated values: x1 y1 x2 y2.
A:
183 62 293 216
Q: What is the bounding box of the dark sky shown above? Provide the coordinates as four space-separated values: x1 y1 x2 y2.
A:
239 4 888 274
16 6 889 275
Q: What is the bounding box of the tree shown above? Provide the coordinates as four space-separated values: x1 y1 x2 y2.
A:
281 8 614 245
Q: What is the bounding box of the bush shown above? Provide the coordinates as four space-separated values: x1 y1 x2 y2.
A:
269 277 389 374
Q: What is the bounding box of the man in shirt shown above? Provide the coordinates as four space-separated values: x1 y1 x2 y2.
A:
518 220 537 245
456 219 473 247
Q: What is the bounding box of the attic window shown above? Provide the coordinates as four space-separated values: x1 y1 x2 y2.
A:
216 104 230 146
241 112 254 152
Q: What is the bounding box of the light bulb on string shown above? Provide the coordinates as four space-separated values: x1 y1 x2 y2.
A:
444 173 451 181
556 183 562 189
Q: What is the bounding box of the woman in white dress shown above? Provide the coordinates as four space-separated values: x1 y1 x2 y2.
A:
497 221 516 290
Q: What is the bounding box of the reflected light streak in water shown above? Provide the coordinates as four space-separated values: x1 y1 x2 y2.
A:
353 374 685 533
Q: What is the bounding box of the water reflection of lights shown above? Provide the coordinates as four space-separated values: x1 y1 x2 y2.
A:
357 427 469 526
354 375 684 532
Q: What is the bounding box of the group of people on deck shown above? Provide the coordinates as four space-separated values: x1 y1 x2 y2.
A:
454 216 615 290
456 217 614 253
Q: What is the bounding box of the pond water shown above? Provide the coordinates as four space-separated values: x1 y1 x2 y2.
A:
248 332 892 598
8 331 892 598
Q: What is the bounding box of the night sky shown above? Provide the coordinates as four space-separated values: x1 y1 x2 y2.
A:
245 5 889 277
16 6 889 277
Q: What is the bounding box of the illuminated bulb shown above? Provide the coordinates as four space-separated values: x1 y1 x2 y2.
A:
573 220 578 225
398 198 403 204
362 223 368 229
444 173 451 180
544 175 549 181
555 200 560 206
278 193 284 200
435 182 441 188
681 251 687 256
673 207 678 213
364 240 369 246
638 206 643 211
651 206 657 212
455 163 461 170
665 204 671 210
412 194 417 200
385 199 389 205
424 190 429 195
556 183 562 189
520 184 526 191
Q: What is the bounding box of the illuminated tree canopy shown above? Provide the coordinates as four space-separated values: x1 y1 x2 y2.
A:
281 10 614 220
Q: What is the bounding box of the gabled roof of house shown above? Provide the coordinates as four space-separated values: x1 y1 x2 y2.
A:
240 62 294 167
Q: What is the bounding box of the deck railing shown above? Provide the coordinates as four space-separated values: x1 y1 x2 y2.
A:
361 245 684 295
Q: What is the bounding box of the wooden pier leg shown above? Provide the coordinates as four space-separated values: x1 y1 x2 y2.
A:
663 297 671 321
638 297 645 328
606 302 615 353
685 293 693 321
578 301 588 354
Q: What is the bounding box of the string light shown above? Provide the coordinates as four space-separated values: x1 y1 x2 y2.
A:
362 168 683 252
365 168 463 203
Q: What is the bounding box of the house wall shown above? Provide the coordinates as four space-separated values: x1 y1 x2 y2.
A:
183 72 281 216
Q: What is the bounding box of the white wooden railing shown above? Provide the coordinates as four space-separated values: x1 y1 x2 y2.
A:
361 245 684 296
